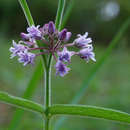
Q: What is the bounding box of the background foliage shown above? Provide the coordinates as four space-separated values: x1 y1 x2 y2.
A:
0 0 130 129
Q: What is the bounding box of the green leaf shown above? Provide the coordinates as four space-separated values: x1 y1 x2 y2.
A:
18 0 34 26
50 104 130 125
8 62 43 130
60 0 74 30
54 18 130 129
0 91 44 114
55 0 66 30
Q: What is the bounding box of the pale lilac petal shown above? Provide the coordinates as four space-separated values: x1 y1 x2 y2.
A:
79 47 96 62
74 32 92 48
27 25 42 40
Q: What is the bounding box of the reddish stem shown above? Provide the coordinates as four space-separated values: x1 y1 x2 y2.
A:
29 47 48 51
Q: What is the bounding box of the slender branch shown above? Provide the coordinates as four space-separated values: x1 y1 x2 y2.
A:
50 104 130 125
29 47 48 51
0 91 44 114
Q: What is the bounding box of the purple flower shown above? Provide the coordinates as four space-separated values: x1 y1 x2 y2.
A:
55 61 70 77
48 21 55 34
27 25 42 40
9 40 27 58
79 47 96 62
58 29 67 41
18 50 36 66
57 47 74 63
74 32 92 48
9 21 96 76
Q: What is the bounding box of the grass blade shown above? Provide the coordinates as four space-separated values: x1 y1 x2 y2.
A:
55 0 66 30
50 104 130 125
0 91 44 114
18 0 34 26
8 62 43 130
60 0 74 30
54 18 130 129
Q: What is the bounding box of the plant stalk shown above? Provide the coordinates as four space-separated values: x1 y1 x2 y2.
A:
44 54 53 130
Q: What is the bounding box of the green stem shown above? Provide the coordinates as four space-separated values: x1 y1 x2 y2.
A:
45 54 52 108
45 118 50 130
44 54 53 130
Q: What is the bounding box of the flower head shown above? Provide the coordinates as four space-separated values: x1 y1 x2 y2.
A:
74 32 92 48
55 61 70 77
10 21 96 76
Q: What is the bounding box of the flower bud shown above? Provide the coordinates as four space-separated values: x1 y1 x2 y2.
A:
48 21 55 34
58 29 67 41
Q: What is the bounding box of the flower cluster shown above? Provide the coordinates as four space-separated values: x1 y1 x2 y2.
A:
9 21 96 76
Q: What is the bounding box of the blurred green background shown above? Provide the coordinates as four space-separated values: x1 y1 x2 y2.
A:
0 0 130 129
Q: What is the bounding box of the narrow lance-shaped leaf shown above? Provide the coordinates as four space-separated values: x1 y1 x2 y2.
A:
60 0 74 30
54 18 130 129
18 0 34 26
8 62 43 130
55 0 66 30
50 104 130 125
0 91 44 114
